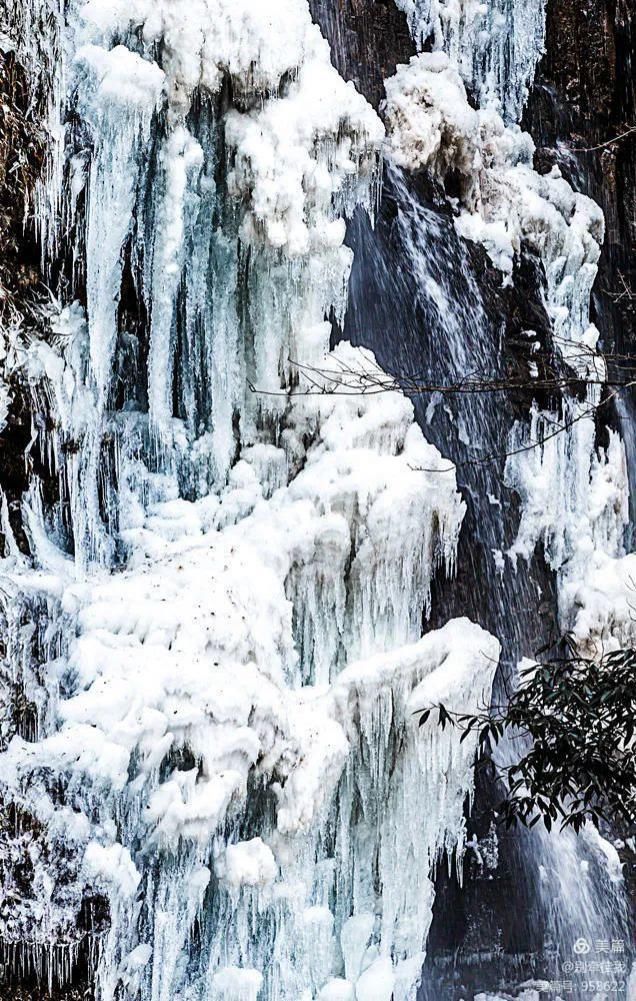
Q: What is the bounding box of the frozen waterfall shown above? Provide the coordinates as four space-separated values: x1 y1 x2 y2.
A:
0 0 634 999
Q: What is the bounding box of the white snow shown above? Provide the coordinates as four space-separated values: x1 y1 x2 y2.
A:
355 957 395 1001
317 979 356 1001
384 53 603 307
83 842 141 899
216 838 278 890
212 966 264 1001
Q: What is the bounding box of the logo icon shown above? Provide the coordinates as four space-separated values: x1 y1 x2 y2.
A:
573 937 591 955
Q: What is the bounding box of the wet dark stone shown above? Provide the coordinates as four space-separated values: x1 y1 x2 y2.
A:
309 0 415 108
523 0 636 362
0 50 51 556
0 49 44 309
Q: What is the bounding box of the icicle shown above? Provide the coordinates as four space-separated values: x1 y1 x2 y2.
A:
75 43 165 408
394 0 547 123
147 127 203 431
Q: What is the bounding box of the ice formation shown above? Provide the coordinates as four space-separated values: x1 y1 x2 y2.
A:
384 51 604 291
0 512 498 997
393 0 547 122
506 403 635 655
2 0 632 994
0 0 503 998
383 40 630 661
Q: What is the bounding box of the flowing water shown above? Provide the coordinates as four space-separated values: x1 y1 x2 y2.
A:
343 161 634 998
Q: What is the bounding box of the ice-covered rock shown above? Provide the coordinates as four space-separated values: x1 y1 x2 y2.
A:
385 52 603 312
393 0 547 122
384 45 630 662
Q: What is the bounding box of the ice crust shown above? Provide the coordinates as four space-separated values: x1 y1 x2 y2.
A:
0 526 498 998
384 52 604 297
0 335 486 997
393 0 547 122
0 0 501 998
505 403 634 654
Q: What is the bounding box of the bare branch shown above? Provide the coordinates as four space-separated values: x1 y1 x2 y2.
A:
573 123 636 153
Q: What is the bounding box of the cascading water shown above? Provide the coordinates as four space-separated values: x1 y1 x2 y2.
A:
0 1 634 1000
341 154 633 999
315 0 636 994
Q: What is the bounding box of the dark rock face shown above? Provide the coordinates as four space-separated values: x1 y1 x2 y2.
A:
0 48 44 308
309 0 415 107
0 47 50 556
0 989 90 1001
524 0 635 359
0 966 95 1001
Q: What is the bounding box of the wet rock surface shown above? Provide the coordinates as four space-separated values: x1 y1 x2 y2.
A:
309 0 415 108
0 45 50 555
0 980 93 1001
0 48 44 309
524 0 635 358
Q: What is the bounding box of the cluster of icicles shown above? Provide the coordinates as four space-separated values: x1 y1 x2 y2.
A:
0 0 632 999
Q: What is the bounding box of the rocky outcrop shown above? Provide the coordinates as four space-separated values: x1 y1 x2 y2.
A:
309 0 415 108
524 0 635 359
0 44 50 556
0 47 44 311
